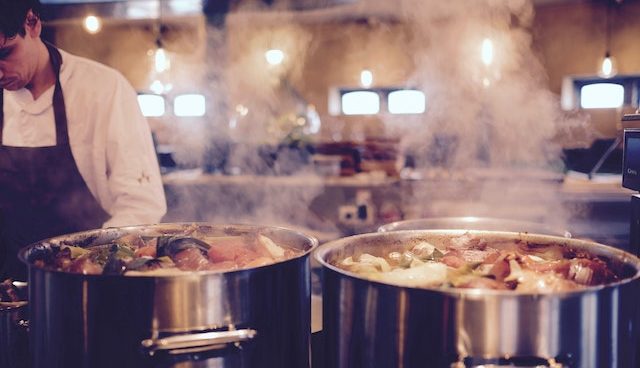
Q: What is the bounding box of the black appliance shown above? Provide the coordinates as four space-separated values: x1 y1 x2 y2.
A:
622 113 640 256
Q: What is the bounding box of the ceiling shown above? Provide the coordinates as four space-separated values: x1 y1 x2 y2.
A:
39 0 592 24
41 0 204 22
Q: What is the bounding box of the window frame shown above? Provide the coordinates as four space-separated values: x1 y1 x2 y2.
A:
173 93 207 117
340 90 382 115
137 93 166 117
336 87 426 116
573 75 640 109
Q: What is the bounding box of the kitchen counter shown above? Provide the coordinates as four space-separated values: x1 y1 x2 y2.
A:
561 171 633 201
162 168 400 188
162 169 635 251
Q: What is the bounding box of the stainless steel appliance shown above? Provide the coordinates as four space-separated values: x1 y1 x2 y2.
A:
19 223 318 368
315 230 640 368
623 114 640 256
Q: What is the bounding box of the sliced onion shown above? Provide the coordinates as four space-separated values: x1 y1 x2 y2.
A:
569 261 594 285
504 259 522 282
258 235 285 259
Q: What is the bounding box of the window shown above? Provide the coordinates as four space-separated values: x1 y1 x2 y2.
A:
580 83 624 109
174 94 206 117
388 90 426 114
568 75 640 110
137 94 165 117
337 88 426 116
341 91 380 115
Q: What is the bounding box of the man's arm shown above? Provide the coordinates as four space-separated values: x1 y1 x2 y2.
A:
102 74 167 227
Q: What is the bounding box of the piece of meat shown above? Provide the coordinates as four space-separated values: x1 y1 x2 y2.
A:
488 258 511 281
205 261 238 272
208 243 264 265
441 251 467 268
134 244 157 258
518 242 565 261
456 276 509 290
521 256 571 277
173 248 211 271
208 237 255 261
459 248 500 264
445 235 501 264
449 234 487 251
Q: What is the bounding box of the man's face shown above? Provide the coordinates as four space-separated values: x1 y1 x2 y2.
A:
0 22 40 91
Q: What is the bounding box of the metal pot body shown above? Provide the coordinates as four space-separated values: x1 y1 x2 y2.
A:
22 224 317 368
315 230 640 368
0 303 28 368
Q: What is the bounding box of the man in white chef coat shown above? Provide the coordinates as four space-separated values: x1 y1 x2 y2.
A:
0 0 167 279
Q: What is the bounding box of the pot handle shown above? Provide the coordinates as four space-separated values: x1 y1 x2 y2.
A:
141 328 257 356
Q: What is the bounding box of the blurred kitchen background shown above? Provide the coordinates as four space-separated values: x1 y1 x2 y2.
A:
40 0 639 249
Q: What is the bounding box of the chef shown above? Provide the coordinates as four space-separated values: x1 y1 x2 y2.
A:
0 0 167 279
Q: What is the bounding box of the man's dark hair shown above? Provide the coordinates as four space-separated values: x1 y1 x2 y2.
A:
0 0 42 41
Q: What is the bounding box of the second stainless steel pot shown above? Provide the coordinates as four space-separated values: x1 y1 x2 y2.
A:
20 223 318 368
315 230 640 368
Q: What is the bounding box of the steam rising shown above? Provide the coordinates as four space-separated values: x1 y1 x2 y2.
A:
162 0 590 236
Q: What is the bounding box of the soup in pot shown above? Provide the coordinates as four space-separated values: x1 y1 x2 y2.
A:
333 233 622 292
27 225 303 276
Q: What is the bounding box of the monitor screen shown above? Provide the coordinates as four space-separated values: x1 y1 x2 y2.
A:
623 130 640 191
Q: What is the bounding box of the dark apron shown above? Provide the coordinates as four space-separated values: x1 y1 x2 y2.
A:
0 43 109 280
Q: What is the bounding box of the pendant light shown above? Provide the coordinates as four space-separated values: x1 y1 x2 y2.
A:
360 69 373 88
148 8 172 95
154 35 170 74
598 0 619 78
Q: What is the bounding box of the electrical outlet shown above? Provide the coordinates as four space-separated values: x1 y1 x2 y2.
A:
356 203 375 224
338 205 358 225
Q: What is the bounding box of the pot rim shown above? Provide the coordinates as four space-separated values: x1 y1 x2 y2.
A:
314 229 640 298
377 216 571 238
0 301 27 311
18 222 319 279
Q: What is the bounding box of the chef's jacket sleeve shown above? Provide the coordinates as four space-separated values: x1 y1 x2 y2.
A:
101 76 167 227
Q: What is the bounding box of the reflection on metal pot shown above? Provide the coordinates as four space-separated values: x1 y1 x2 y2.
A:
21 223 318 368
315 230 640 368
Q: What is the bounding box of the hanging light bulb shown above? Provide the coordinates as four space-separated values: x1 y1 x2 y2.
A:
153 38 171 73
265 49 285 66
147 10 171 94
83 15 101 34
598 52 617 78
481 38 494 66
148 31 172 94
597 1 619 78
360 69 373 88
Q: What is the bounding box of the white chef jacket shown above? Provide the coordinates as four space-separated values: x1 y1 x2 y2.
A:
1 49 167 227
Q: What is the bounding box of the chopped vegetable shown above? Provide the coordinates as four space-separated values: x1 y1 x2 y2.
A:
333 234 620 293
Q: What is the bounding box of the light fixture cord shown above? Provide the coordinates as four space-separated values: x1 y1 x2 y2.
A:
605 1 612 55
156 0 163 49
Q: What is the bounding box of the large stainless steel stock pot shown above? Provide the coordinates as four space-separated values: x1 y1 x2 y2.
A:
315 230 640 368
19 223 318 368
